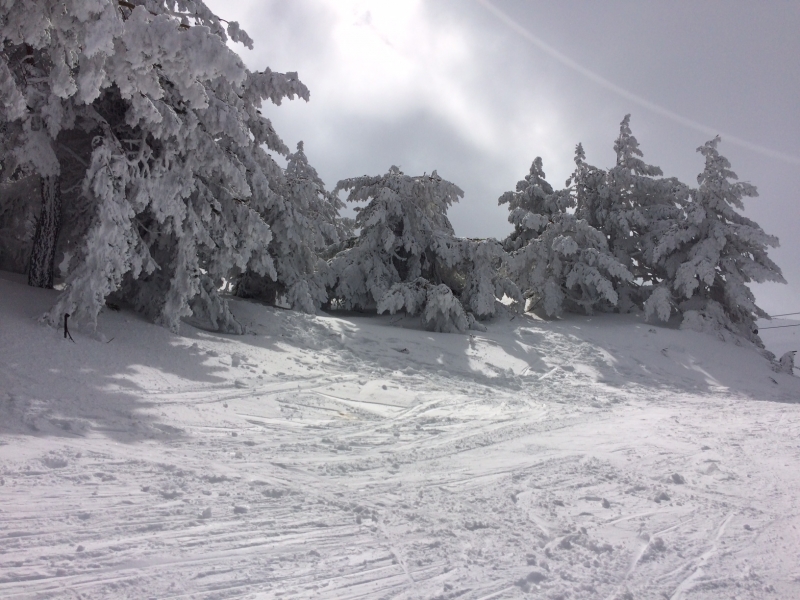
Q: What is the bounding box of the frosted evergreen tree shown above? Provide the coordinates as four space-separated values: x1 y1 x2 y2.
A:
377 277 470 333
330 167 453 297
571 143 609 237
236 141 345 313
376 235 519 330
329 167 462 310
606 116 688 306
456 237 521 321
503 158 632 317
574 116 688 310
330 167 495 332
647 137 785 342
500 157 572 251
0 0 309 333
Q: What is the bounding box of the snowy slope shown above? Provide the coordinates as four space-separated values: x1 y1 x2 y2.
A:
1 270 799 600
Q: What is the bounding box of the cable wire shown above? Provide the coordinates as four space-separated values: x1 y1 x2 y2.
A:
475 0 800 165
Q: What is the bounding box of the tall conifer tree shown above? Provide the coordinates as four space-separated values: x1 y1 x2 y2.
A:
647 137 784 342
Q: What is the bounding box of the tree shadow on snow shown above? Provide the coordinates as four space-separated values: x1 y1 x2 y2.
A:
229 301 553 394
527 311 800 404
225 296 800 406
0 272 237 443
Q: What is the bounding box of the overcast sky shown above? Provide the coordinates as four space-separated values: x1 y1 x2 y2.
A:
206 0 800 316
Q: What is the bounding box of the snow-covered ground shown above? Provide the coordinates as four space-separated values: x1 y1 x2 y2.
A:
1 270 799 600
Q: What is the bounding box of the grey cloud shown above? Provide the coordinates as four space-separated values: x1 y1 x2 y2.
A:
209 0 800 315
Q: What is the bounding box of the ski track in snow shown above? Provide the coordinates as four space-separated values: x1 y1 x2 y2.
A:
1 273 800 599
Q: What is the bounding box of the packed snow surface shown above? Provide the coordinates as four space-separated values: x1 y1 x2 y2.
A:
1 271 799 599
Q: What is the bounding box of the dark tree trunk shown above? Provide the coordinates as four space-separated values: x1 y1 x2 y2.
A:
27 175 62 289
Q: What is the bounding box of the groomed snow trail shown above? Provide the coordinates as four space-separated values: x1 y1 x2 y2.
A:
1 273 799 599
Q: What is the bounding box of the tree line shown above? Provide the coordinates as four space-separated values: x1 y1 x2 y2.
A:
0 1 785 345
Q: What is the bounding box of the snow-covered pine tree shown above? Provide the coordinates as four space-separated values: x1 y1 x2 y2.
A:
377 277 470 333
456 237 521 321
0 1 309 333
503 157 633 317
376 234 520 330
235 141 345 313
571 143 609 236
606 115 689 310
500 157 571 250
585 116 688 311
330 167 486 332
329 166 462 310
647 136 785 343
